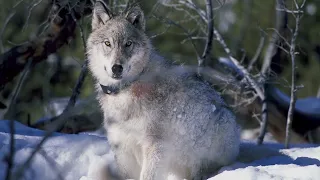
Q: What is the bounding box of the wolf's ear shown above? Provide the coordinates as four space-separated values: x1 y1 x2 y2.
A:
125 5 145 31
92 1 112 30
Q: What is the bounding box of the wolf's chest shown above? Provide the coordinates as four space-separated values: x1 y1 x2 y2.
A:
100 94 133 120
99 82 158 117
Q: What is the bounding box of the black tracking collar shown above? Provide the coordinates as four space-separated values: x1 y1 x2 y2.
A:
100 84 120 95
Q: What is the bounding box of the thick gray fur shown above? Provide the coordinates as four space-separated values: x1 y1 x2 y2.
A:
86 1 240 179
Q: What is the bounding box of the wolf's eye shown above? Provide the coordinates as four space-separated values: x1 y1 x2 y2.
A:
105 41 111 47
126 40 132 47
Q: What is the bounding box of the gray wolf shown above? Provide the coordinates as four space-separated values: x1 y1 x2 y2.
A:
86 1 241 179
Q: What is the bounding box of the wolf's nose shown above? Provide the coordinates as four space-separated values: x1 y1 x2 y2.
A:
112 64 123 75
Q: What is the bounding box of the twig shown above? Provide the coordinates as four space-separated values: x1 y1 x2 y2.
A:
285 1 305 148
161 1 208 36
148 0 162 16
0 11 16 53
150 24 172 39
181 36 207 44
179 0 206 20
0 0 26 52
5 59 33 180
247 35 265 72
199 0 213 67
22 0 45 32
276 8 303 14
152 14 201 59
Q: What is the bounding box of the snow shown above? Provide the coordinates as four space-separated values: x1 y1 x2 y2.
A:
0 120 320 180
212 104 216 112
212 145 320 180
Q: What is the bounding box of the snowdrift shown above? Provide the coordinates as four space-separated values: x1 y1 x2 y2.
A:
0 120 319 180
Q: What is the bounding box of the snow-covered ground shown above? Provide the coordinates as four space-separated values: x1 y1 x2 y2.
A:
0 120 319 180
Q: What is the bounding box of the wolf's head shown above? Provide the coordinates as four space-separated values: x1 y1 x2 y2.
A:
87 1 151 87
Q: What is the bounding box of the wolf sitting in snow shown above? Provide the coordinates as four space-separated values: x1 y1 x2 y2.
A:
86 1 240 179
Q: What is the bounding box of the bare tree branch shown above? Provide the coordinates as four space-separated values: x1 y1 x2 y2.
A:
41 6 91 132
179 0 265 100
248 35 265 72
8 1 93 179
62 7 88 113
214 29 265 100
22 0 46 32
285 0 305 148
0 11 16 53
261 0 287 75
152 14 201 59
199 0 213 67
257 0 287 145
257 83 268 145
0 0 92 91
3 59 33 120
4 59 33 180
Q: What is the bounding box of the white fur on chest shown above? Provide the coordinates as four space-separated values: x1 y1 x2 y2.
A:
100 92 132 118
99 91 146 149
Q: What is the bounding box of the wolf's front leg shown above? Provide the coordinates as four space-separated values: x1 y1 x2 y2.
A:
140 143 167 180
